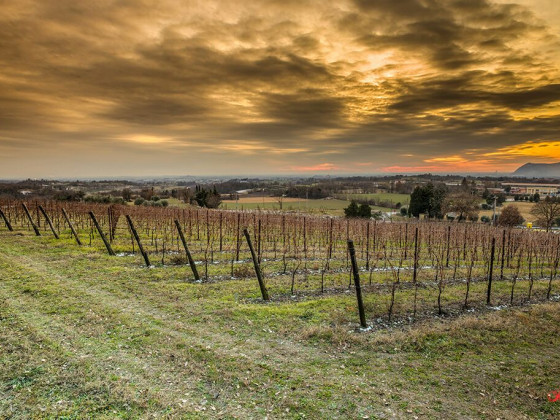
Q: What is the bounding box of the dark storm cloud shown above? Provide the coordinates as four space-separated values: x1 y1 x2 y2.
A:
0 0 558 176
350 0 547 70
389 77 560 113
259 91 348 127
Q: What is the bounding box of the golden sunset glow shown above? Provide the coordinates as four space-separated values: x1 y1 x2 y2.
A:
424 156 469 164
123 135 174 145
1 0 559 177
484 141 560 160
293 163 340 172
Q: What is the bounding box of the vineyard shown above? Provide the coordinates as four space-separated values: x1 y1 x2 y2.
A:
1 199 558 326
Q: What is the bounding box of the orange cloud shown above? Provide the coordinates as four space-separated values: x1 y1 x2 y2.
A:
382 165 443 173
121 134 174 145
424 155 468 163
483 140 560 160
382 159 520 173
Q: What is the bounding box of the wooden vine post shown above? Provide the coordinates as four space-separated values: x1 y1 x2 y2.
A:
500 229 506 280
38 205 59 239
445 225 451 267
486 236 496 305
174 219 200 281
22 203 41 236
243 228 269 301
126 215 151 267
412 226 420 318
0 207 13 231
348 239 367 328
88 211 115 256
365 221 370 270
61 208 82 245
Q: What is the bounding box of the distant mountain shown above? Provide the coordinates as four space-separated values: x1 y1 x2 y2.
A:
513 162 560 178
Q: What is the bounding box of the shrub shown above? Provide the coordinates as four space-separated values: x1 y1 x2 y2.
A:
145 200 163 207
168 254 187 265
84 195 124 204
372 211 384 220
233 264 252 278
134 198 145 206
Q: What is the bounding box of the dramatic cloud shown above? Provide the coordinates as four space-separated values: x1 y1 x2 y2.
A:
0 0 559 177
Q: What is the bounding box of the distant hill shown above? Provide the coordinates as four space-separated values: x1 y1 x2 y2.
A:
513 162 560 178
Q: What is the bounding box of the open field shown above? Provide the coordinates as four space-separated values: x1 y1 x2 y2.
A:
480 201 537 224
155 197 390 216
220 198 391 215
335 193 410 206
1 226 560 418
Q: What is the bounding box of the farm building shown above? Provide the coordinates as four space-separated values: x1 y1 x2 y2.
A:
502 182 560 197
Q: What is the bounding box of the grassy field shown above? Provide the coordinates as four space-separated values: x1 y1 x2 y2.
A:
220 198 390 215
1 230 560 419
146 197 386 216
336 193 410 206
480 201 536 224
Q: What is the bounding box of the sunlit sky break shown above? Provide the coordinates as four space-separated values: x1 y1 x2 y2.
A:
1 0 560 178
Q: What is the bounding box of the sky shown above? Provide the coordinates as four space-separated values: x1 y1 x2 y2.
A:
1 0 560 178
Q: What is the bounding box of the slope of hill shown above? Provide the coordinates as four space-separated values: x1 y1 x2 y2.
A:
513 162 560 178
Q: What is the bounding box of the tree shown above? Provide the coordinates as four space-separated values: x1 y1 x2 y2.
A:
140 187 154 200
409 185 431 217
358 203 372 218
344 201 360 217
498 205 524 227
121 188 132 202
408 183 447 218
194 185 222 208
177 187 193 204
409 186 424 216
430 184 447 218
206 187 222 208
54 190 85 201
443 192 480 221
531 197 560 231
486 193 506 206
460 177 469 191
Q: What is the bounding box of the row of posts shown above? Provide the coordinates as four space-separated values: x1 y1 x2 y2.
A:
1 205 500 329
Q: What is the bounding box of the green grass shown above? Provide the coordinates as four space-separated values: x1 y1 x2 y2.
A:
220 198 391 215
1 230 560 418
133 196 398 216
336 193 410 206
